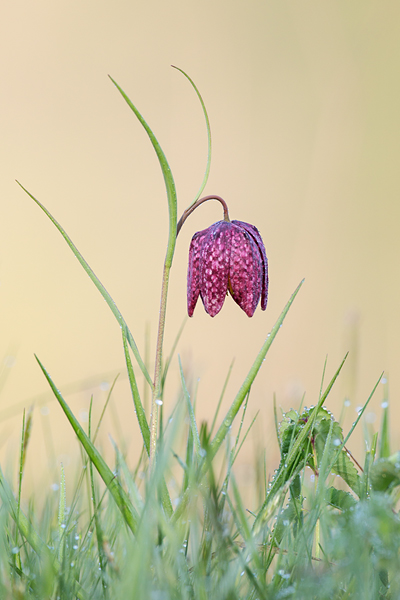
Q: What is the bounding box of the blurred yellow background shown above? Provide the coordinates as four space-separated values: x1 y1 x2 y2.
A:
1 1 399 495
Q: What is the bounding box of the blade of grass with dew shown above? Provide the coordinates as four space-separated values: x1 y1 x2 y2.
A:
35 355 139 534
123 328 173 517
209 279 304 463
379 376 390 459
172 66 212 205
122 328 150 454
16 181 152 390
179 355 201 456
253 353 349 530
88 399 107 595
58 463 66 564
172 280 304 524
15 410 26 573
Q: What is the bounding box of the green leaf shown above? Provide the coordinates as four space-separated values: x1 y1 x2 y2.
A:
325 487 356 511
370 455 400 492
17 181 152 389
35 355 139 534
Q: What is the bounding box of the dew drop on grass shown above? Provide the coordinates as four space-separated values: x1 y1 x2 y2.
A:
51 483 59 492
333 438 341 446
156 399 163 406
381 401 389 409
344 399 351 407
73 545 78 550
381 376 387 384
11 547 19 555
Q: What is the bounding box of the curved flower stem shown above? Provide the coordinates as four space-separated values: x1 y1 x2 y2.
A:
176 195 230 237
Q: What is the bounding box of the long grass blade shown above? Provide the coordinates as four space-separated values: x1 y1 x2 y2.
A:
16 181 152 389
108 75 177 269
172 66 212 205
209 279 304 462
35 355 139 534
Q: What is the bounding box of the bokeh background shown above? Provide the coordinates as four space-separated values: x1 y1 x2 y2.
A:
1 1 399 495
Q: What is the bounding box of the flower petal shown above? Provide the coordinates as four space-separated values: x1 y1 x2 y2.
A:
199 221 231 317
229 223 262 317
232 220 268 310
187 229 208 317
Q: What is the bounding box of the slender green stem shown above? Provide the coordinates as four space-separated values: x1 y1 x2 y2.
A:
177 195 230 237
150 260 173 466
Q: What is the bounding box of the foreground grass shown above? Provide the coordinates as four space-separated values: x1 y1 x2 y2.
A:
0 359 398 599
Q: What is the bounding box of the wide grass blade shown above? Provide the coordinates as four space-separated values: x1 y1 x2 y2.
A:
108 75 177 269
209 279 304 462
35 355 139 534
16 181 152 389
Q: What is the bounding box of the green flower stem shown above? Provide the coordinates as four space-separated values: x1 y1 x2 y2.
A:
177 195 230 237
150 259 173 467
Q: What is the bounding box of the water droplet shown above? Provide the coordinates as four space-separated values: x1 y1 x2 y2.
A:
381 376 387 384
381 401 389 409
344 399 351 407
156 399 163 406
41 406 50 416
333 438 341 446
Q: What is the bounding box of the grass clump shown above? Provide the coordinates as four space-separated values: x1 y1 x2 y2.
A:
5 69 399 598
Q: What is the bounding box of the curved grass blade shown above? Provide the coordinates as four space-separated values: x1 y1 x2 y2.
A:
122 327 150 454
35 355 139 534
108 75 177 269
172 66 212 205
16 181 152 389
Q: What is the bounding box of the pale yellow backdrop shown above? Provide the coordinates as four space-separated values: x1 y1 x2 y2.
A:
1 1 399 494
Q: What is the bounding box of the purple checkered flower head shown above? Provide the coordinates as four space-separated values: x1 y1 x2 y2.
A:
186 210 268 318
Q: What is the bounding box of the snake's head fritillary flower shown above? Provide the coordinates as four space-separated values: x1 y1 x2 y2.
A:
187 219 268 317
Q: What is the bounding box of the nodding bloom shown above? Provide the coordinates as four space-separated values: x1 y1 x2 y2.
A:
187 219 268 317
